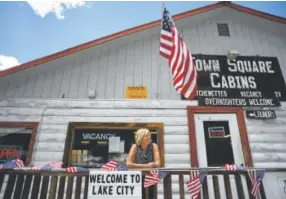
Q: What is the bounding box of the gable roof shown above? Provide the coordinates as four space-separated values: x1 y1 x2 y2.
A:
1 1 285 77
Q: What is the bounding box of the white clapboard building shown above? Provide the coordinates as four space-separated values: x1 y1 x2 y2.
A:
0 1 286 199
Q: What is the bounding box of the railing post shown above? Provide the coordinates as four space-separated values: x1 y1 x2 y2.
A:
75 176 83 198
223 174 233 199
179 174 185 199
48 176 58 199
21 174 33 199
66 176 74 199
30 175 41 198
57 176 66 199
40 175 50 199
234 173 245 199
13 173 25 199
202 175 209 199
83 175 89 199
3 172 17 199
212 175 221 199
163 173 172 199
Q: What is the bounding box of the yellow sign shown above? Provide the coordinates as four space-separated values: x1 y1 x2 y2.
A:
126 86 147 99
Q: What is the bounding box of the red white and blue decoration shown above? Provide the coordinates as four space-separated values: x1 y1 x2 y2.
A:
31 161 63 170
0 158 266 196
65 166 89 173
0 159 24 169
144 170 169 188
248 169 266 198
186 169 208 199
224 163 245 171
100 160 128 171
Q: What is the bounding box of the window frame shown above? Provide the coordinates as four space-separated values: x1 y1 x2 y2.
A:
0 121 39 166
62 122 165 168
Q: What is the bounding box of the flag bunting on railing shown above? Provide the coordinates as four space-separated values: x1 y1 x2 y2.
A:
31 161 63 170
144 170 169 188
100 160 129 171
65 166 89 173
186 169 208 199
248 168 266 198
224 163 245 171
0 159 24 169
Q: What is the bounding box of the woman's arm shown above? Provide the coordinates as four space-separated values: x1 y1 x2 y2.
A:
152 143 161 167
126 144 152 168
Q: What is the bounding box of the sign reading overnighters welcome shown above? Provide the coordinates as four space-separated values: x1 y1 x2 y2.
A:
182 54 286 107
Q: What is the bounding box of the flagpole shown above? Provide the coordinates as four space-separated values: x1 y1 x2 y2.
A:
157 1 165 99
160 1 165 28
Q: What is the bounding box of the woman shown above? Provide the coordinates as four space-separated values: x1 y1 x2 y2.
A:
126 128 161 198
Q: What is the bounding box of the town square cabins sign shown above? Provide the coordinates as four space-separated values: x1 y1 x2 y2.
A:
182 54 286 107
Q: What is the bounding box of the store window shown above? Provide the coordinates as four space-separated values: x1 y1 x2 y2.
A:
63 122 165 168
203 120 235 166
0 122 38 166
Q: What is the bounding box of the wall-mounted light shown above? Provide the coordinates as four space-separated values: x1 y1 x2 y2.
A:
227 48 239 60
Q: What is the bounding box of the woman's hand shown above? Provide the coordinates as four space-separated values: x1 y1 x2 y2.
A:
147 162 157 168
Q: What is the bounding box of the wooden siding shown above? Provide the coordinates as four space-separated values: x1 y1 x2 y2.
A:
0 98 286 198
0 7 285 100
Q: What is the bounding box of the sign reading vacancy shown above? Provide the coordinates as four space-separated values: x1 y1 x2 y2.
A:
88 170 142 199
182 55 286 107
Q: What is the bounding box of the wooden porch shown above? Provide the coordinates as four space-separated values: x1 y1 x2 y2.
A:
0 168 284 199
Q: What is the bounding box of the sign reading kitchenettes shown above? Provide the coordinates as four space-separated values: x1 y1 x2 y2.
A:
125 86 147 99
182 54 286 107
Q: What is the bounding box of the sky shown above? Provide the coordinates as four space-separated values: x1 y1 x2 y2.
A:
0 1 285 71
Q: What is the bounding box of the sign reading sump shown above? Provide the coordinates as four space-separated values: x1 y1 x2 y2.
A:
88 170 142 199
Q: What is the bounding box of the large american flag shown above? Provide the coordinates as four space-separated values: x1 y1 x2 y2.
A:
248 169 265 198
144 170 168 188
186 169 208 199
159 6 198 100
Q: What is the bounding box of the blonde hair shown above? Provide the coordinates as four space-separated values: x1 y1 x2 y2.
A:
134 128 150 146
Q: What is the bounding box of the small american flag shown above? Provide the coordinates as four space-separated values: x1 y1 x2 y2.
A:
224 163 245 171
116 163 128 171
144 170 168 188
248 169 265 198
32 161 63 171
160 5 198 100
100 160 118 171
186 169 208 199
1 159 24 169
65 166 89 173
100 160 128 171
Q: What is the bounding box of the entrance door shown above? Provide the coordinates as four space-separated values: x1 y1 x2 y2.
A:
194 113 244 167
187 107 253 199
